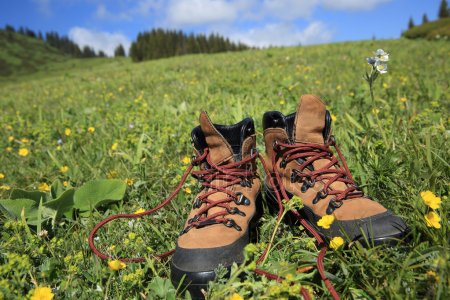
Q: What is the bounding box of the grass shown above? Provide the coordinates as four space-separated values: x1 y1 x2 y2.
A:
0 38 449 299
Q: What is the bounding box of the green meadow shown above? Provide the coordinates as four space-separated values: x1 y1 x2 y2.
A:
0 38 449 299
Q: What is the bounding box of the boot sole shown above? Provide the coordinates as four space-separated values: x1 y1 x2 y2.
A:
263 185 410 247
171 192 263 299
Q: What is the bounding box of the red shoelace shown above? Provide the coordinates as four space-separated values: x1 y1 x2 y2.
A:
89 147 340 300
273 137 363 206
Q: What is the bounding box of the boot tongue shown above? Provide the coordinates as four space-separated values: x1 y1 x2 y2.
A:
199 111 235 164
293 94 327 144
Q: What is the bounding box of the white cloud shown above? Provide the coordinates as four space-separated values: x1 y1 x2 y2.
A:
68 27 131 56
95 1 162 21
229 22 333 47
262 0 319 20
167 0 238 26
33 0 52 16
321 0 391 11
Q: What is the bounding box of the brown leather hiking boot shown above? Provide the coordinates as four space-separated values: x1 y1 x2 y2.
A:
263 94 409 247
171 112 262 298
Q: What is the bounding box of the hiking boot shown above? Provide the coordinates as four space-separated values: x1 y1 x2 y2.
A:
262 94 409 247
171 112 262 299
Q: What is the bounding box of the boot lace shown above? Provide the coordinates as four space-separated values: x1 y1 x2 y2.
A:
273 136 363 212
181 148 257 234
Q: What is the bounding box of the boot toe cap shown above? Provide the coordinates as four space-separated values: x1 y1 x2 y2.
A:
335 210 410 246
170 233 248 296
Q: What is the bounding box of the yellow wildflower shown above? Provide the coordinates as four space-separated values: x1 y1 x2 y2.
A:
134 208 145 214
107 170 118 179
426 270 439 282
63 181 69 187
6 147 12 152
5 125 13 130
279 99 286 105
336 85 341 91
382 82 389 89
330 236 344 250
317 215 335 229
425 211 441 229
400 97 407 103
0 185 11 191
182 156 190 165
8 136 14 142
30 286 54 300
420 191 441 210
18 148 29 157
128 232 136 240
87 127 95 133
111 142 119 151
60 165 69 173
21 138 29 143
184 187 192 194
348 91 355 97
108 259 126 271
38 183 50 193
0 173 4 179
372 108 380 115
65 128 71 136
331 114 337 122
229 293 244 300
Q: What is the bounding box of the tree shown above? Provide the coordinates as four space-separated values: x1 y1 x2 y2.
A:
5 25 15 32
438 0 449 18
408 17 415 29
114 44 126 57
98 50 106 57
422 13 429 24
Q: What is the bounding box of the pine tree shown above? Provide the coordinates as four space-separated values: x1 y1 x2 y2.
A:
438 0 449 18
422 13 429 24
408 17 415 29
114 44 126 57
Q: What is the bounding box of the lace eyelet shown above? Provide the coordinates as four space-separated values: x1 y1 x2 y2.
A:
313 190 328 204
227 207 246 216
224 219 242 231
326 198 342 214
234 193 251 206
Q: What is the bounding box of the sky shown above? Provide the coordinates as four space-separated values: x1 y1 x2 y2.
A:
0 0 441 56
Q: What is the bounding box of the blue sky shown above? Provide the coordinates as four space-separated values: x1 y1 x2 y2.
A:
0 0 440 56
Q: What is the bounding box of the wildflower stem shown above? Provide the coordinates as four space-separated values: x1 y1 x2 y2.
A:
261 203 289 265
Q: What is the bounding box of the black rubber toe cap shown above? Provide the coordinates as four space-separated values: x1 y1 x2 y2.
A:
301 207 410 246
171 233 248 298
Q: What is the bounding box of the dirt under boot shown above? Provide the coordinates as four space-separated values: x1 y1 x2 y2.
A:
171 112 262 299
262 94 409 247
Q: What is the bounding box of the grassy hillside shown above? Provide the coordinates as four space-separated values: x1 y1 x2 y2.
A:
0 30 70 76
0 39 449 299
0 30 114 80
402 18 450 40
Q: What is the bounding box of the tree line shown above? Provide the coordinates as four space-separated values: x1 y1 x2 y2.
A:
2 25 110 58
2 25 248 61
407 0 449 29
129 28 249 62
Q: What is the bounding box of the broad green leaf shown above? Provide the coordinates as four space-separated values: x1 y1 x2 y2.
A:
0 198 38 221
43 188 75 223
10 189 47 203
73 179 126 211
51 180 65 199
